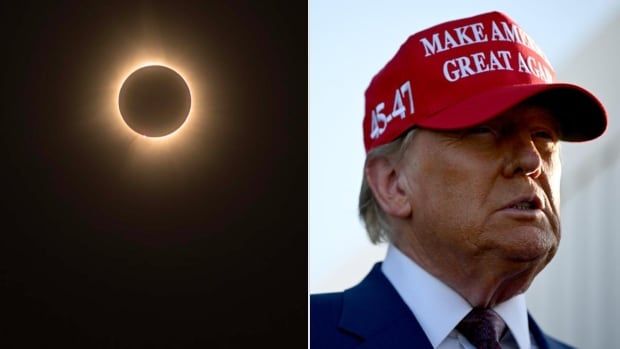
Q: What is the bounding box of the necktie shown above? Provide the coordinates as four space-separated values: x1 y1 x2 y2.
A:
456 307 507 349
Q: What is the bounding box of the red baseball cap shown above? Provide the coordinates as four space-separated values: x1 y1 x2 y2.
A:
363 11 607 153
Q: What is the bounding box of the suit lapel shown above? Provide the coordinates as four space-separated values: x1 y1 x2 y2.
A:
338 263 433 349
528 313 551 349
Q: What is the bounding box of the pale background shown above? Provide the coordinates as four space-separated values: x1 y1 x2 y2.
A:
309 1 620 348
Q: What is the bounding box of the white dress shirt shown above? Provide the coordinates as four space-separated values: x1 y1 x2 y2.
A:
381 244 539 349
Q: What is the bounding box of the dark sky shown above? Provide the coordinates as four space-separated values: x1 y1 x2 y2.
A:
1 1 306 347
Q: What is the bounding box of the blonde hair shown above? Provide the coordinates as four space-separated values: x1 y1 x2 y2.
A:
358 129 417 243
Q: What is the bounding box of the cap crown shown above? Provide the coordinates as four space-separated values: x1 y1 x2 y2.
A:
363 11 557 152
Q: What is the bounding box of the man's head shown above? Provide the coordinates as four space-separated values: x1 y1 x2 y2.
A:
359 11 607 306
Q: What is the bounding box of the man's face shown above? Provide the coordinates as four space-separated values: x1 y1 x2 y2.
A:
398 104 561 277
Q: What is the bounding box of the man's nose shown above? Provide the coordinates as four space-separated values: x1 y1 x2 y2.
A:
502 134 543 178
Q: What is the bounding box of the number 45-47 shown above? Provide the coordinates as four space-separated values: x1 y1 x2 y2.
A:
370 81 414 140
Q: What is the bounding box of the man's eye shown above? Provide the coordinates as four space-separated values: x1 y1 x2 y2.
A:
532 130 554 140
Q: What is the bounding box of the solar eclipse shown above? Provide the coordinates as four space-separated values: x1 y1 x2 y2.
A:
118 65 191 137
6 2 306 344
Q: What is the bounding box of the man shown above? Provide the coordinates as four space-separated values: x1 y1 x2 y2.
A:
310 11 607 349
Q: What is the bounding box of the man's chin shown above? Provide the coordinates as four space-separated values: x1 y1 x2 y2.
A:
502 248 550 263
489 226 558 262
499 243 556 265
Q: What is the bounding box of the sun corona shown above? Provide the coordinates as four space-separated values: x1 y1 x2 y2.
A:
118 65 191 138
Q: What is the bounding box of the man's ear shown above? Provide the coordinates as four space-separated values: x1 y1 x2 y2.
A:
365 156 411 218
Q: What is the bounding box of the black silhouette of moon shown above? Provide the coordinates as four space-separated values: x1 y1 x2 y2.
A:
119 65 191 137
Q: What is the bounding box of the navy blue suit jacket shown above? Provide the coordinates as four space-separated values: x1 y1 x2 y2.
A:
311 263 574 349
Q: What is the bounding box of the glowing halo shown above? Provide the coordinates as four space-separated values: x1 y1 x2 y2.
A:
118 65 190 139
94 44 213 167
88 35 216 172
113 60 196 143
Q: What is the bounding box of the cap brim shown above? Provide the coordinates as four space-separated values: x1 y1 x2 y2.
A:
416 83 607 142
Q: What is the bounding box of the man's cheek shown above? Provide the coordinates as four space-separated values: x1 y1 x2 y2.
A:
548 163 561 206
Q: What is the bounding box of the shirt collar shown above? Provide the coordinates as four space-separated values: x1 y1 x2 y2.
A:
381 244 532 349
494 290 530 349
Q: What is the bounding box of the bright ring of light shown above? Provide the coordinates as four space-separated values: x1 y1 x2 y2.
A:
118 65 192 138
110 56 201 155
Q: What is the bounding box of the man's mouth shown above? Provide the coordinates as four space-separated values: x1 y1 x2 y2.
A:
510 201 536 210
503 195 543 211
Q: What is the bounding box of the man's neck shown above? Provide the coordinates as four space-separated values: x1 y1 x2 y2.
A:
393 237 541 308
